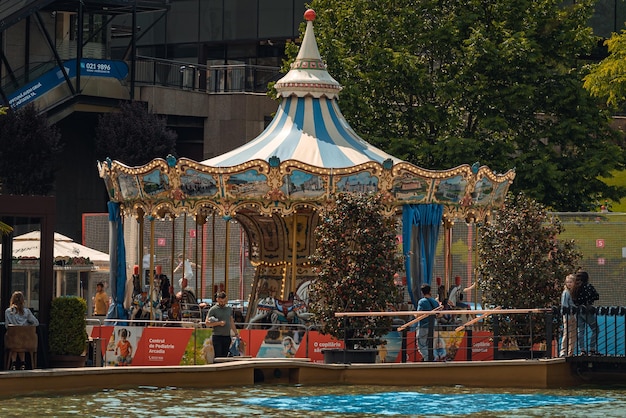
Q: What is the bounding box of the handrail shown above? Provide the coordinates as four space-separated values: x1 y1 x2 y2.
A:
335 308 551 317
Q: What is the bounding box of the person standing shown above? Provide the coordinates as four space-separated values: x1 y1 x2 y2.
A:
572 270 600 355
416 284 440 362
205 291 239 358
5 291 39 370
559 274 577 357
93 282 110 316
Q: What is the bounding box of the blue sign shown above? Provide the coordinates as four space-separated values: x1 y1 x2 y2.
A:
8 59 129 109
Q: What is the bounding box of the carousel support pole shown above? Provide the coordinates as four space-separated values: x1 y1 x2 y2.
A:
290 213 298 295
443 219 453 292
239 227 244 300
225 219 230 295
211 213 216 298
467 220 473 300
194 220 199 297
281 263 288 299
138 212 145 283
182 214 187 277
200 216 206 299
149 216 156 320
170 217 175 285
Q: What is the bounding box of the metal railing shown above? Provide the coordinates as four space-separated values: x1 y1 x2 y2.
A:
134 56 281 94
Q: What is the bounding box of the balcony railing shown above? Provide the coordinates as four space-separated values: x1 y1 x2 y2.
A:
134 56 282 94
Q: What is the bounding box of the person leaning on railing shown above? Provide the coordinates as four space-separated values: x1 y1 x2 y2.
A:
572 270 600 355
559 274 577 357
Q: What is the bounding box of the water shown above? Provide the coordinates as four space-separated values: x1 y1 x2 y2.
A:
0 384 623 417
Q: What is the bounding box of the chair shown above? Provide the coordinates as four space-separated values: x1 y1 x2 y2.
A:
4 325 38 370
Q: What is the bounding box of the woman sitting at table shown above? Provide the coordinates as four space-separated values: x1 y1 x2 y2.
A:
5 291 39 370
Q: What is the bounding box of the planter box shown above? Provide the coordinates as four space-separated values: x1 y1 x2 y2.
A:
49 354 87 368
322 349 377 364
494 350 547 360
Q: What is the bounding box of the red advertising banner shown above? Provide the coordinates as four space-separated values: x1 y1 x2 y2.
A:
87 325 496 365
89 325 193 366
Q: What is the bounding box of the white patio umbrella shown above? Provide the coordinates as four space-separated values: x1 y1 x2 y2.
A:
7 231 109 262
1 231 110 303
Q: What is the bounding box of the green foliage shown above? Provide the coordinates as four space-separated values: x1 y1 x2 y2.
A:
49 296 88 356
477 193 582 345
307 0 625 211
94 101 177 166
309 193 403 349
0 104 62 195
584 31 626 109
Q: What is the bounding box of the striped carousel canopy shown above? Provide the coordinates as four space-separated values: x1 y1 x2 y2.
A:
203 9 402 169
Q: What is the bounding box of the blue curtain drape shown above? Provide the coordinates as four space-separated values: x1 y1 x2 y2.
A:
107 201 128 320
402 204 443 307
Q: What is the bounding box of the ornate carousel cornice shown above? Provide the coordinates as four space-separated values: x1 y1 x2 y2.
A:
97 156 515 222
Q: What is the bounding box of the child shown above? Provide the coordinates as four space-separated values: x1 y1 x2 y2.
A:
115 328 133 366
282 336 297 358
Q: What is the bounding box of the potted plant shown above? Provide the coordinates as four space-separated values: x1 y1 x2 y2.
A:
309 193 403 363
48 296 88 367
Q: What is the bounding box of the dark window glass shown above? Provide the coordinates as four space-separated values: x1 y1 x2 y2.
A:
200 0 224 42
167 0 199 44
224 0 257 40
259 0 293 38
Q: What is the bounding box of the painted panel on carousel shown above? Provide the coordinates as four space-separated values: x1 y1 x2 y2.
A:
225 169 270 198
117 173 141 200
281 170 326 199
286 214 311 254
102 175 116 200
141 170 170 197
180 169 219 198
433 175 467 203
491 180 510 206
256 216 280 253
391 173 432 202
472 177 495 205
335 171 378 194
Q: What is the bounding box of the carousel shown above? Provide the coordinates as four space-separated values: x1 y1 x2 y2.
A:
98 9 515 322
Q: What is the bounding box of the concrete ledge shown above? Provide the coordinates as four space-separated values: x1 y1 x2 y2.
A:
0 357 585 399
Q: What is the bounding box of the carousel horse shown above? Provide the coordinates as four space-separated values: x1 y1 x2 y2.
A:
130 285 163 322
246 294 313 330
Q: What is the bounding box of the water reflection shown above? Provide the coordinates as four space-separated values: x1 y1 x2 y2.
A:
0 385 624 417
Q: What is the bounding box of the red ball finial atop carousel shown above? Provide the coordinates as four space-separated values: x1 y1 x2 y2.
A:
304 9 316 21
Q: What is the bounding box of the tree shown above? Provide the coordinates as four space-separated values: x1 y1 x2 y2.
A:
0 104 62 195
308 193 403 349
94 101 177 166
306 0 625 211
583 31 626 109
477 193 582 347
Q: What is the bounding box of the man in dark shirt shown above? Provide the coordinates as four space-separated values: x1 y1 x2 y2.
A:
573 271 600 355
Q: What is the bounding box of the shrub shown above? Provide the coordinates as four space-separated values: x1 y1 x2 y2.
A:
49 296 88 356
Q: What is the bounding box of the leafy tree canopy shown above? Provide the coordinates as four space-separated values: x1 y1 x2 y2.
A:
0 104 62 195
304 0 625 211
95 101 177 166
584 31 626 109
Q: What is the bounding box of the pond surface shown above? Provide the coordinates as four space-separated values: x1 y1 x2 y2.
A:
0 384 623 417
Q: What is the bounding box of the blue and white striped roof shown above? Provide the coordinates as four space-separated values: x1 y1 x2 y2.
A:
203 10 402 169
